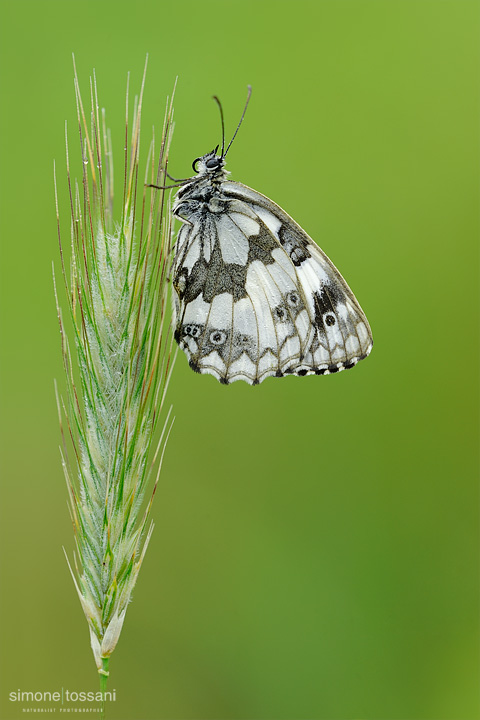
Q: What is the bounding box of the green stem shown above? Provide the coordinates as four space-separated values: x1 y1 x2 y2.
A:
99 657 109 720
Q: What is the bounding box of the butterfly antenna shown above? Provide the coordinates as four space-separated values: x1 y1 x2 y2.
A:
224 85 252 158
212 95 225 157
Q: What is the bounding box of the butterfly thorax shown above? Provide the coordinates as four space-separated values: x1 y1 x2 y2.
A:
174 151 230 221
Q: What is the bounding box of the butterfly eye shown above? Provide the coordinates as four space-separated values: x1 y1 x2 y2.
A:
206 156 221 169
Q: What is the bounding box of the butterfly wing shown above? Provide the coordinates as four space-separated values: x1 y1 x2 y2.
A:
172 181 372 385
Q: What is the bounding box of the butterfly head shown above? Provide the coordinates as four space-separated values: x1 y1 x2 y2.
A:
192 146 226 176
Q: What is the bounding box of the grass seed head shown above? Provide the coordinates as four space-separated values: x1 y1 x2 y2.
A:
55 57 176 675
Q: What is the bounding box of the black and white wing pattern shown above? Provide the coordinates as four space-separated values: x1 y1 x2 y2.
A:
171 152 372 385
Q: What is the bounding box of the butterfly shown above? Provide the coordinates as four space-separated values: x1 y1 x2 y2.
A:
154 88 372 385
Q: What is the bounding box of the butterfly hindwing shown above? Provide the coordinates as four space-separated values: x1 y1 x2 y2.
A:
172 180 372 384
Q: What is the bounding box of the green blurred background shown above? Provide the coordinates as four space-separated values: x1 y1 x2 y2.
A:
0 1 478 718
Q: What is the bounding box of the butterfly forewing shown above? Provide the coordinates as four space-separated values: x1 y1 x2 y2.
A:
172 173 372 385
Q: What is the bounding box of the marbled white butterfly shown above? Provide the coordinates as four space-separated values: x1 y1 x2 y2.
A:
153 88 373 385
